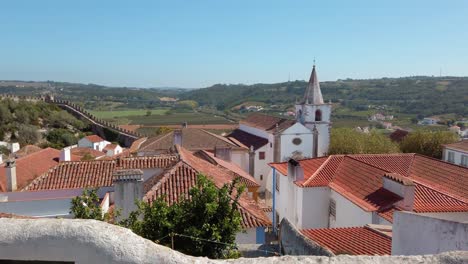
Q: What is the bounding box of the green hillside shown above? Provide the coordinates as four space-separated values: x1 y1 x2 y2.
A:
181 77 468 117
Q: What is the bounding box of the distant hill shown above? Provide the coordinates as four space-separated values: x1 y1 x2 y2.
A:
181 77 468 117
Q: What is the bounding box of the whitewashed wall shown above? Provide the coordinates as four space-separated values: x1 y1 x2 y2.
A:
254 144 272 192
235 228 257 244
280 123 313 161
443 147 467 167
329 190 372 227
392 212 468 255
231 150 249 172
298 187 330 229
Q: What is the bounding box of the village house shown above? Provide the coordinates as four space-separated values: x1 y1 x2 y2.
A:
268 153 468 231
14 145 270 244
442 140 468 167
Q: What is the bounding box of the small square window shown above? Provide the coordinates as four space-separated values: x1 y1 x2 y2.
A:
259 152 266 160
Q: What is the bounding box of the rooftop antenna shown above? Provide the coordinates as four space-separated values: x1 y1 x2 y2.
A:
313 57 316 67
288 72 290 83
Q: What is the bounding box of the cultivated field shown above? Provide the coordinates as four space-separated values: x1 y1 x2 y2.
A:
90 109 169 119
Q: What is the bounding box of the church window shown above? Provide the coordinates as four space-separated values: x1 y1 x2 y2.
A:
292 137 302 145
259 151 265 160
315 109 322 121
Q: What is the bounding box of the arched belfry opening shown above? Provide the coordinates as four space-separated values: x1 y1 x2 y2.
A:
315 109 322 121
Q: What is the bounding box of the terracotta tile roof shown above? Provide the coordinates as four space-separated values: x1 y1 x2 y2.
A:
227 129 268 150
103 144 119 151
70 147 106 159
144 146 271 229
14 145 42 158
377 207 399 223
84 135 105 143
389 129 409 142
240 113 295 132
329 157 403 211
300 226 392 255
129 137 147 153
0 212 35 219
138 128 245 153
0 148 61 192
194 150 259 188
383 173 414 186
22 155 179 191
443 140 468 152
270 153 468 217
409 154 468 203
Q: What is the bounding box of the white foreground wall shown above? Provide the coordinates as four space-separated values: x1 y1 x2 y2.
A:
392 212 468 255
0 219 465 264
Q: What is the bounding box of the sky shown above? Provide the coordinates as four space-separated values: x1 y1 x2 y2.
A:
1 0 467 88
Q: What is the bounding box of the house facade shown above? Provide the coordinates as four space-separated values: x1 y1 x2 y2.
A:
442 140 468 167
269 154 468 231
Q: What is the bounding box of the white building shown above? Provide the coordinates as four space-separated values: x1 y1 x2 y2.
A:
442 140 468 167
269 153 468 231
227 65 331 191
78 135 110 151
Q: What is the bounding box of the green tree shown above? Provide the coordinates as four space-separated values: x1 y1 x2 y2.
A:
329 128 400 154
70 188 104 220
46 128 78 148
400 130 459 158
121 174 244 259
17 124 41 145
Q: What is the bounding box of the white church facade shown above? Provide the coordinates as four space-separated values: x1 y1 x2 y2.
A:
226 65 331 192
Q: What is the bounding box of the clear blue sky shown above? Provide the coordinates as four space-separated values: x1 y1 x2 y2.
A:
1 0 467 88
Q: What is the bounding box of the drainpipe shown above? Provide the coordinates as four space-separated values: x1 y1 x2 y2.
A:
272 167 277 234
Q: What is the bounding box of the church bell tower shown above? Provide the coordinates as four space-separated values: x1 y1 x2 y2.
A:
295 64 331 157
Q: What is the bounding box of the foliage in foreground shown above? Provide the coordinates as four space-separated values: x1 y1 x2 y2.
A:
120 174 245 259
70 188 105 221
71 175 245 259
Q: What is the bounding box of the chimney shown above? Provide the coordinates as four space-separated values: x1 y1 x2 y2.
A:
113 169 144 220
382 173 415 211
173 129 182 146
248 145 255 176
287 158 304 182
5 160 17 192
60 147 71 162
214 146 232 162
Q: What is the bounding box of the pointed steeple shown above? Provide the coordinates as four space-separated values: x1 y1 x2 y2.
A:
302 64 324 104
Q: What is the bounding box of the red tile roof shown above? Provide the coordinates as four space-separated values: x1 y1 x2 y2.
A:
84 135 105 143
443 140 468 152
329 157 403 211
240 113 295 132
144 146 271 229
270 153 468 218
389 129 409 142
14 145 42 158
71 147 106 159
227 129 268 150
23 155 179 191
103 144 119 151
194 150 259 188
300 226 392 255
0 148 61 192
138 128 245 153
